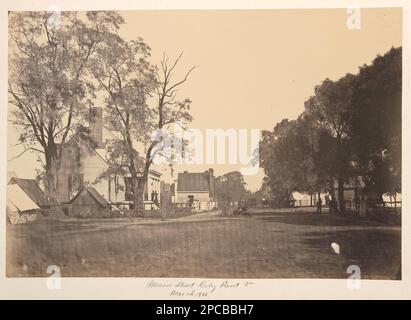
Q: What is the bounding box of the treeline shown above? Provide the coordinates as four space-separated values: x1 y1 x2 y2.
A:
259 47 401 212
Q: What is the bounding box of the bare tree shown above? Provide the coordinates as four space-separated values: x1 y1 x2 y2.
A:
93 46 196 209
91 35 157 208
140 52 196 202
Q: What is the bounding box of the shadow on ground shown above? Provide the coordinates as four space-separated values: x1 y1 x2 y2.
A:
299 228 401 279
257 212 392 227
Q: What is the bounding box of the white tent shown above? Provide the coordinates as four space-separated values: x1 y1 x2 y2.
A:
7 184 39 212
291 192 311 202
290 192 313 207
383 192 402 208
290 192 328 207
6 184 39 224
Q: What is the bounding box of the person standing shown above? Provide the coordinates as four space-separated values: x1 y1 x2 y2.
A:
317 197 322 214
354 193 360 213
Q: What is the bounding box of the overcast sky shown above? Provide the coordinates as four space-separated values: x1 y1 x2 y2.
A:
8 8 402 191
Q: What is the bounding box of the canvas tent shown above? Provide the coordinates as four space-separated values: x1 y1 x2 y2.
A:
290 192 328 207
8 177 54 207
383 192 402 208
6 184 39 224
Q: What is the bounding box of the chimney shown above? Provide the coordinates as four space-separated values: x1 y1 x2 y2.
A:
89 107 103 148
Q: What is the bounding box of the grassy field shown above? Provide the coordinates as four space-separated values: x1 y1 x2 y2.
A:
6 210 401 279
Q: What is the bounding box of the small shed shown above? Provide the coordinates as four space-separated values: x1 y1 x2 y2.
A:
69 186 111 218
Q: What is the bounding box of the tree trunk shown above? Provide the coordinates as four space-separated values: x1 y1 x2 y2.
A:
132 180 145 210
44 150 59 202
394 193 397 214
337 177 345 214
285 190 291 208
317 191 321 213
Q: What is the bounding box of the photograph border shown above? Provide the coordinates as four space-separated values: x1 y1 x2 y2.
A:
0 0 409 300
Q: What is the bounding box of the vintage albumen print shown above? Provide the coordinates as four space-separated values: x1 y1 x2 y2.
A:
5 6 402 284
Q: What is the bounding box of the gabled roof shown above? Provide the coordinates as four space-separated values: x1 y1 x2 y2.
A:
177 172 211 192
69 186 109 206
86 187 109 206
8 177 51 207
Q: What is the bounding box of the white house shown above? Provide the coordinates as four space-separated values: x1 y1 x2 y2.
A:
174 169 217 212
57 107 162 210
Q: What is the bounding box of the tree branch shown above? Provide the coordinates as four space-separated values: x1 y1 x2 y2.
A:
8 147 45 161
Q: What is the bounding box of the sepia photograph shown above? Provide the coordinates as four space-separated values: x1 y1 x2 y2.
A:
3 3 404 289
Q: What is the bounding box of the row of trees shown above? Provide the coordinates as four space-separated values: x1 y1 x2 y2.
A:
8 11 195 208
259 47 401 212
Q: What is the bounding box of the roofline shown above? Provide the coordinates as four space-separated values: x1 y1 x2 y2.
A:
89 147 108 167
69 186 109 206
8 177 37 183
149 169 161 177
103 126 119 140
68 187 84 204
177 190 210 193
8 177 46 205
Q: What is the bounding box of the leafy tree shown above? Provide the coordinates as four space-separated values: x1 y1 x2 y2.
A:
215 171 248 204
93 46 195 208
259 117 331 207
350 47 401 199
295 114 333 199
259 120 302 206
91 33 157 208
260 47 402 212
8 11 124 199
304 74 357 212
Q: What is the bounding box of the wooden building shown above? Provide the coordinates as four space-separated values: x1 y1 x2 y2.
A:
68 186 111 218
55 107 162 209
174 169 217 212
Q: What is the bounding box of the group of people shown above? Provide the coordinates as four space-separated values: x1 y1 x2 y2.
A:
316 195 338 214
316 194 368 215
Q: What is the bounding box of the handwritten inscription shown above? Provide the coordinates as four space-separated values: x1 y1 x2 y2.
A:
146 279 255 297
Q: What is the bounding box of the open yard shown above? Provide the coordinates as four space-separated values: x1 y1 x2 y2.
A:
6 210 401 279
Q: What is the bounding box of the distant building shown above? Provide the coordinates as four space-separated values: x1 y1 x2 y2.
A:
175 169 217 212
333 176 401 212
176 169 215 203
56 107 162 210
333 176 366 208
289 192 327 207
